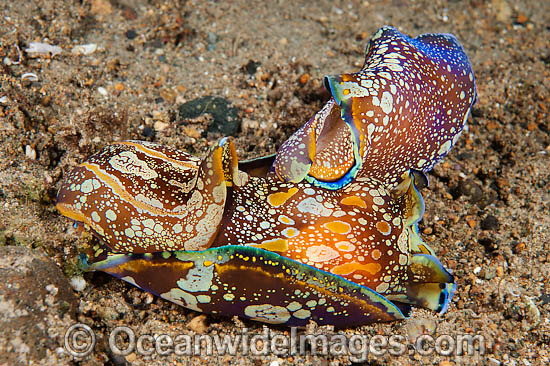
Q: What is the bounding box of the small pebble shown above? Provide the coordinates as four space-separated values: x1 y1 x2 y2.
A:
43 171 53 184
45 284 59 296
91 0 113 15
492 0 512 23
25 145 37 160
143 292 154 305
97 86 108 96
187 314 208 334
523 296 540 328
154 121 169 132
142 126 155 138
71 44 97 55
516 13 528 24
126 353 137 363
481 215 500 230
242 60 260 75
70 276 87 292
159 89 177 103
122 7 138 20
405 317 436 342
125 29 137 39
184 127 201 139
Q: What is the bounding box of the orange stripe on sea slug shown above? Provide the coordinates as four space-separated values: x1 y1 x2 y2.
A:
332 262 381 276
340 196 367 208
323 221 351 234
267 188 299 207
376 221 391 235
116 259 194 275
250 239 288 252
56 202 105 237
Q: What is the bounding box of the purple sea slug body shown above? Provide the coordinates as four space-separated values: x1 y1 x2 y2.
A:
56 26 476 327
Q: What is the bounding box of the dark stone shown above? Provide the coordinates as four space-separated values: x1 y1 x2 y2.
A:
471 107 483 118
481 215 500 230
142 126 155 138
125 29 137 40
178 96 241 136
478 237 499 253
242 60 261 75
451 179 483 201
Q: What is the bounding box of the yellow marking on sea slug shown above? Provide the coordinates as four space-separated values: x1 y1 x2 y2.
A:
250 239 288 253
340 196 367 208
267 188 299 207
371 249 382 260
332 262 382 276
376 221 391 235
335 241 355 252
323 221 351 234
278 215 294 225
109 259 194 276
282 227 298 238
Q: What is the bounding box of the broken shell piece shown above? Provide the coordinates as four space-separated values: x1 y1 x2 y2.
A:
71 44 98 56
21 73 39 82
25 42 62 57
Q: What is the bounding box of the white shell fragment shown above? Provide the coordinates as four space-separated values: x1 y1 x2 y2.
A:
97 86 108 96
25 42 62 57
21 73 39 82
25 145 37 160
71 44 97 56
